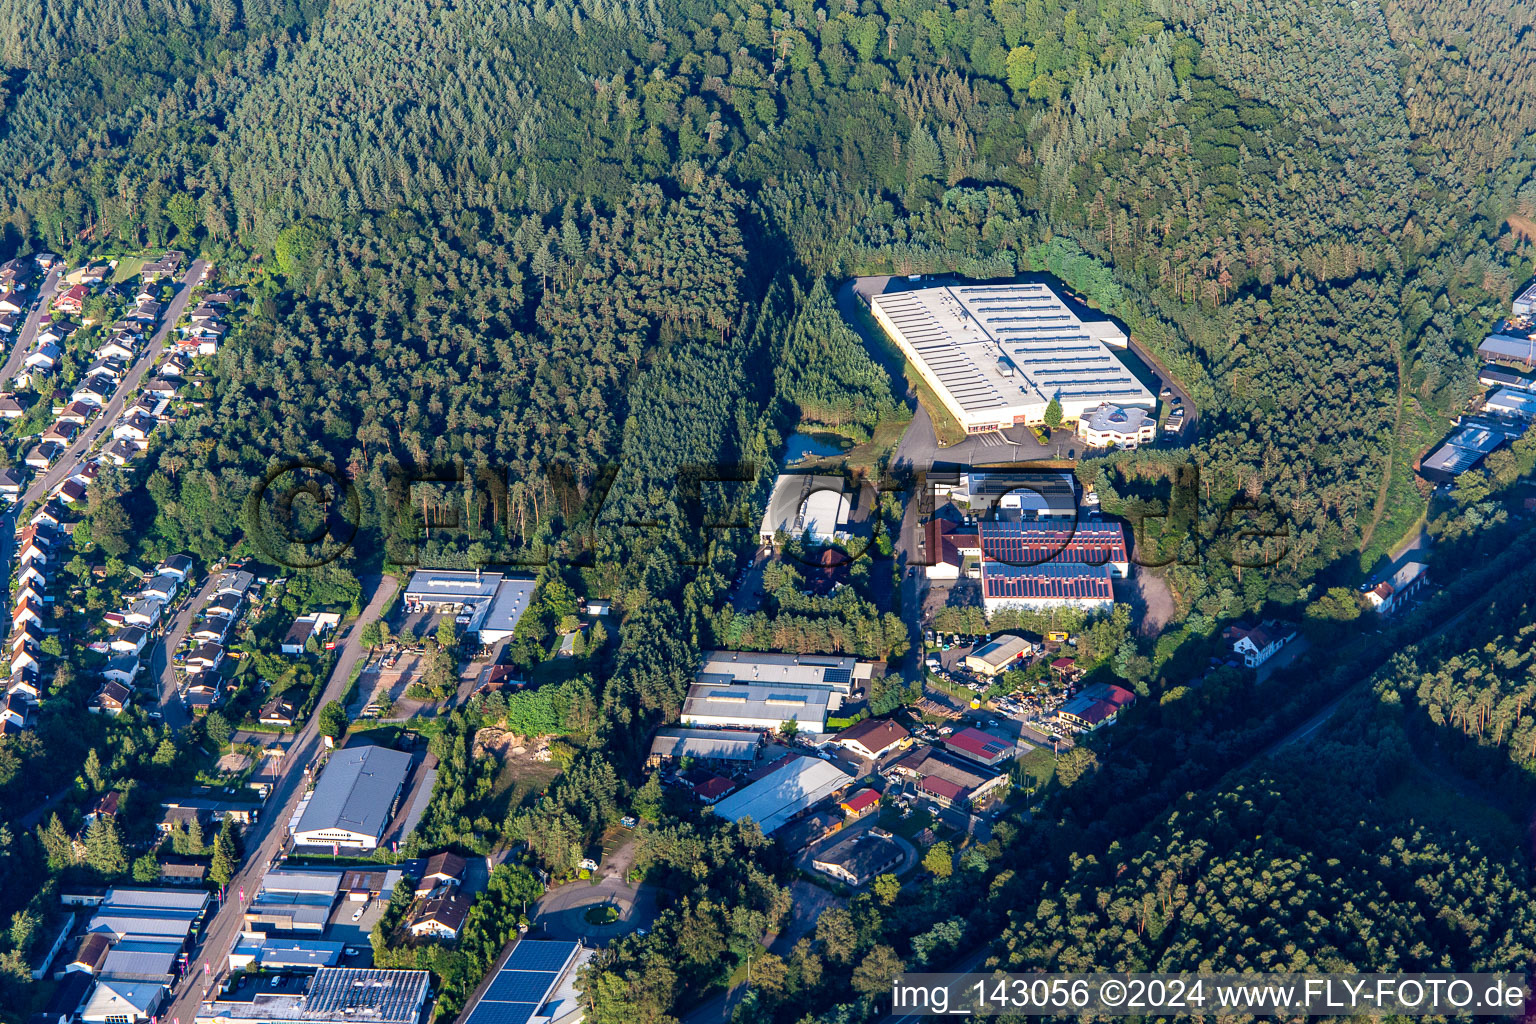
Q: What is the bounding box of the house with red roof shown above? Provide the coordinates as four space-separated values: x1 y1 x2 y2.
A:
838 788 880 819
1057 683 1138 733
54 283 87 315
943 727 1016 767
693 775 736 805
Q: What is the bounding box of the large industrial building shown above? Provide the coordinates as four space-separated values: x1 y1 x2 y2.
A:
868 282 1153 434
458 939 592 1024
290 745 411 850
680 651 873 735
922 514 1129 613
401 569 534 643
759 473 850 545
712 755 854 834
195 967 431 1024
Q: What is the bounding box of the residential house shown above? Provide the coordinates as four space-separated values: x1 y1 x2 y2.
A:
29 500 63 529
41 421 77 446
72 379 114 408
259 696 298 727
185 642 224 675
56 401 94 425
16 563 46 591
93 682 132 716
158 554 194 581
412 852 466 897
94 337 135 362
112 413 157 446
138 574 179 606
406 893 471 941
25 343 61 371
0 396 25 419
191 616 232 644
123 601 162 629
832 719 909 761
101 440 140 466
56 479 87 505
159 862 208 886
13 599 45 632
110 627 149 657
103 656 139 687
1365 562 1429 616
1224 621 1298 668
0 467 22 500
1057 683 1138 732
23 442 63 471
53 284 86 316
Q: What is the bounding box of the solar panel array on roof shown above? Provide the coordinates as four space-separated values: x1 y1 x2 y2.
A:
304 968 431 1024
464 940 581 1024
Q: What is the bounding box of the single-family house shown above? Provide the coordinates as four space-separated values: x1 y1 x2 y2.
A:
103 656 139 686
185 642 224 675
93 681 132 716
124 600 162 629
406 893 471 941
1224 620 1298 669
56 401 94 425
110 627 149 657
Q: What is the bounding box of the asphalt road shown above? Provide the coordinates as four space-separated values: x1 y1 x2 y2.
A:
151 570 224 728
0 265 62 384
159 573 399 1024
0 261 207 648
20 259 208 507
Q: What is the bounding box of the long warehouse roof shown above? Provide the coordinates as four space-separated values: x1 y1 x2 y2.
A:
870 283 1152 418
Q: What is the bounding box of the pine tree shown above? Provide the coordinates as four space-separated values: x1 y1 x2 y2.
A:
84 817 127 878
210 819 240 887
37 814 73 871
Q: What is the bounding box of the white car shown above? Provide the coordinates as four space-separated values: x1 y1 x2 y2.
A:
351 904 366 921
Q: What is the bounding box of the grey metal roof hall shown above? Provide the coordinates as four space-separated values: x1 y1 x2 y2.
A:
295 745 411 843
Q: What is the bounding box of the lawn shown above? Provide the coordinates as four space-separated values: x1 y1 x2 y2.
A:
1014 746 1056 796
111 256 145 283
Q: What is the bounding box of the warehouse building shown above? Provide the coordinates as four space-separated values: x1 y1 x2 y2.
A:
195 967 431 1024
964 634 1036 676
1484 386 1536 420
811 830 904 886
680 651 872 734
759 473 850 545
291 745 411 850
712 755 853 834
1478 320 1536 365
458 939 592 1024
979 519 1129 576
646 726 765 768
868 282 1152 434
401 569 534 643
243 870 341 935
980 562 1115 613
1417 421 1507 484
889 747 1008 809
943 727 1018 767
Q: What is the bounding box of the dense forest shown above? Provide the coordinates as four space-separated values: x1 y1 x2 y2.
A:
2 0 1536 1019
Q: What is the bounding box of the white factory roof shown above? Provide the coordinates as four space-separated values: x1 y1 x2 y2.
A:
712 756 853 835
697 650 865 691
870 282 1151 420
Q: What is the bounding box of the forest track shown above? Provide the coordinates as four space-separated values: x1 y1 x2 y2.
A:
1360 328 1408 552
